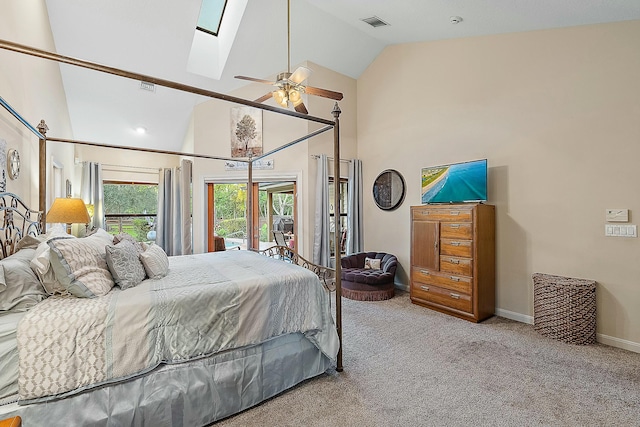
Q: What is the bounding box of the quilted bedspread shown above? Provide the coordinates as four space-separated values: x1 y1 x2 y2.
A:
16 250 339 402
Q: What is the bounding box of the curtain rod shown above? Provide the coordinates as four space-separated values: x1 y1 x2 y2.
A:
101 163 159 173
310 154 351 163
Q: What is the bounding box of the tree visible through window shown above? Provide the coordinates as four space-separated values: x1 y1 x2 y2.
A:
103 182 158 241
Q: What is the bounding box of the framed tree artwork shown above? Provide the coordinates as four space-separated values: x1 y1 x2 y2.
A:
230 106 263 158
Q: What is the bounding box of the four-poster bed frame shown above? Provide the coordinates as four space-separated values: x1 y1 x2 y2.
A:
0 35 343 378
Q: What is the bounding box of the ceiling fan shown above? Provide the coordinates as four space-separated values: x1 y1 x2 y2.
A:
234 0 343 114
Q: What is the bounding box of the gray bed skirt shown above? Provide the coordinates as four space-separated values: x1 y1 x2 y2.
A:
0 332 334 426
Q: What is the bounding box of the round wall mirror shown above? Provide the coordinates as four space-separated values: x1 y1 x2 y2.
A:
373 169 406 211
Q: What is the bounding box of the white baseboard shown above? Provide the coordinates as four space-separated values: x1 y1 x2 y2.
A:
596 333 640 353
495 308 534 324
495 309 640 354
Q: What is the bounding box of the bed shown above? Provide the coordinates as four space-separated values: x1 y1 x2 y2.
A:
0 192 339 425
0 37 346 426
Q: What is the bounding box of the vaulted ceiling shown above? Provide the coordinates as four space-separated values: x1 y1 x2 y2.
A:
43 0 640 151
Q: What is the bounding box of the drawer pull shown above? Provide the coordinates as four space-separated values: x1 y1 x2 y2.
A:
450 224 460 229
450 242 461 246
450 276 460 282
450 211 460 215
421 210 430 215
420 286 430 291
450 259 460 264
450 293 460 299
420 270 430 275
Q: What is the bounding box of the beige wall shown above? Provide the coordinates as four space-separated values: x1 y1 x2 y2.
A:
357 20 640 349
0 1 74 209
191 61 356 258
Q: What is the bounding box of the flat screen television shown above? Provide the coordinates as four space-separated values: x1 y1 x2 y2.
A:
421 159 487 204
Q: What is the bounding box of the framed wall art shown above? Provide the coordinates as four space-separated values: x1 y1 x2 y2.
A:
230 106 263 158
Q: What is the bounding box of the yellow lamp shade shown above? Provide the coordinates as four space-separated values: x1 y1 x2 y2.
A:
46 197 91 224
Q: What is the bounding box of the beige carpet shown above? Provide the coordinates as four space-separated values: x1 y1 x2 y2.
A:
215 291 640 426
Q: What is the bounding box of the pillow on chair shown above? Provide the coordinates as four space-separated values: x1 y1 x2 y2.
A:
364 257 381 270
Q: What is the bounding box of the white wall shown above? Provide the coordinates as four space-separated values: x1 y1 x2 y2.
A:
0 1 74 209
357 20 640 349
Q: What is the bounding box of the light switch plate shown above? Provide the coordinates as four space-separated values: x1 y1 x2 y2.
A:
605 224 637 237
606 209 629 222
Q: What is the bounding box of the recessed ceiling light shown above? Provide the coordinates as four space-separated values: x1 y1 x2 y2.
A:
135 126 147 134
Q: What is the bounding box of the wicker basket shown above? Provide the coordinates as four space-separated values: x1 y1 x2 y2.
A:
533 273 596 345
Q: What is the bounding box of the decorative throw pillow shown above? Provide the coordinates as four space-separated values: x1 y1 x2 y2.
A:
364 257 381 270
0 248 48 312
105 240 147 290
113 233 144 255
139 243 169 279
48 229 116 298
30 226 76 295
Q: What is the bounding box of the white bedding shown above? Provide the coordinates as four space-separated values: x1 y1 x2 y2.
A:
16 250 339 403
0 311 25 404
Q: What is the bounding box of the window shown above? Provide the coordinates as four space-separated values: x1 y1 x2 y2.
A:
196 0 228 36
329 178 348 256
103 182 158 241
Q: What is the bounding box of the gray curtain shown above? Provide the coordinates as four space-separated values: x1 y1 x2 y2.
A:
156 159 192 256
312 155 330 267
80 162 104 229
346 159 363 254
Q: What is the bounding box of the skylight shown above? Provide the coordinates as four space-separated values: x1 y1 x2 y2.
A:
196 0 228 36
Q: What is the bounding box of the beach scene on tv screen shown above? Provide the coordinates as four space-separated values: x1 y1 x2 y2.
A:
421 160 487 203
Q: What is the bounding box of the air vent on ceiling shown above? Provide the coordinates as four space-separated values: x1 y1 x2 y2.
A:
140 81 155 92
361 16 389 28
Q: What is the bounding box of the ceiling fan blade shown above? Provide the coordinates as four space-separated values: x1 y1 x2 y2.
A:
289 66 312 84
235 75 275 85
294 102 308 115
304 85 344 101
254 93 273 103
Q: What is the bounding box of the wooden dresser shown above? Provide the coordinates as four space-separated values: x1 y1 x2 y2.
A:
410 203 495 322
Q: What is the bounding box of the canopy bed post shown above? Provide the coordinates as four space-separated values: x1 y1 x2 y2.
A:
37 119 48 227
247 158 254 250
332 103 343 372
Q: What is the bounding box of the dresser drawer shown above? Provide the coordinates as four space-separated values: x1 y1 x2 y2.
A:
411 282 472 313
412 208 472 222
440 256 473 276
440 223 472 239
440 239 472 258
411 268 472 294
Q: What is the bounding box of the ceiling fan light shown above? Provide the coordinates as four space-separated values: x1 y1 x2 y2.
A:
273 89 288 107
288 89 303 106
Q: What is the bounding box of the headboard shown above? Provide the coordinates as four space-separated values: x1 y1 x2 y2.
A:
0 192 42 259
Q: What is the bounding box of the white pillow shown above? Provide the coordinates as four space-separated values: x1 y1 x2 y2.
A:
30 225 75 295
364 257 381 270
139 243 169 279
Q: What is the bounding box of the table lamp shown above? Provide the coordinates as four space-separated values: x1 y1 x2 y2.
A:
46 197 91 234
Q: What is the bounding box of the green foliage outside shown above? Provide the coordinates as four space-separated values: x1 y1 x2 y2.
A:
104 184 158 214
104 183 158 241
